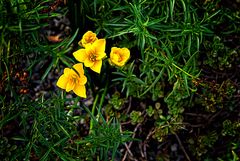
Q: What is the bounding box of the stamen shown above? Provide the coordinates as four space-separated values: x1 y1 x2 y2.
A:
89 54 96 62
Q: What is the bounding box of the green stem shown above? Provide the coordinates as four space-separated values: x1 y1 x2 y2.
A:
171 62 196 79
89 65 110 132
90 94 99 132
99 79 109 109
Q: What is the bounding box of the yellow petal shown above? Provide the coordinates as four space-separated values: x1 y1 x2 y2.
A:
56 75 68 89
73 63 84 75
73 49 87 63
111 53 120 62
114 61 124 67
110 48 120 65
78 75 87 85
85 43 92 48
63 68 72 77
111 47 118 52
84 57 95 67
93 39 106 55
73 84 87 98
90 60 102 73
122 48 130 60
96 52 107 60
65 80 75 92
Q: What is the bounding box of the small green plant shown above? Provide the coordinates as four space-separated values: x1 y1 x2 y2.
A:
222 120 240 137
1 0 240 160
203 36 239 71
130 110 144 125
0 137 17 160
108 92 126 110
195 79 237 112
112 61 146 97
188 131 219 159
217 143 240 161
77 109 133 161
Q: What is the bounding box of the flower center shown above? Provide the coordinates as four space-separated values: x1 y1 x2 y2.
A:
89 53 97 62
88 36 94 42
114 52 122 62
118 55 123 62
70 74 79 84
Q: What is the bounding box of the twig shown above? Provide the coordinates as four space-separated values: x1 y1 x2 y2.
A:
207 110 222 124
122 151 128 161
121 123 141 161
139 141 144 158
129 123 141 148
120 123 139 161
184 112 209 119
182 122 205 128
174 132 191 161
121 120 131 125
143 128 155 159
121 113 147 161
124 143 133 157
126 96 132 114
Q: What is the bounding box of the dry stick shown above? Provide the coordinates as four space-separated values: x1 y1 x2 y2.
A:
122 151 128 161
128 155 138 161
122 113 147 161
120 120 132 125
124 143 134 156
182 122 205 128
126 96 132 114
174 132 191 161
143 142 147 160
121 123 142 161
184 112 209 119
207 110 222 124
143 128 155 159
139 141 144 158
119 126 131 157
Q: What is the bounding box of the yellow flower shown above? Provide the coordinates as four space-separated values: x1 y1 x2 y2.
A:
73 39 107 73
78 31 98 47
56 63 87 98
109 47 130 67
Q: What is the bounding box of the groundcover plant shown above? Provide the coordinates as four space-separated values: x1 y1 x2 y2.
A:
0 0 239 160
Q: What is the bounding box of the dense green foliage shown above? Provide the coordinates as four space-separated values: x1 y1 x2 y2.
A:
1 0 240 160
